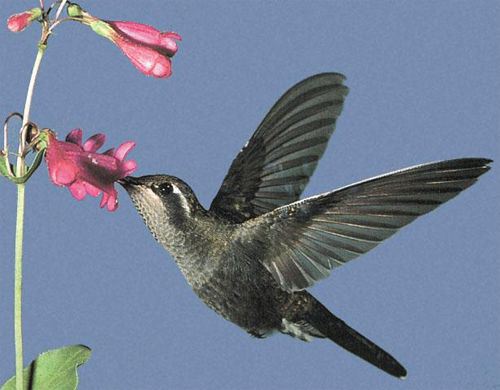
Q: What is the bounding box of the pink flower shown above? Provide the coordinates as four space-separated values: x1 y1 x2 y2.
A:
7 8 42 32
45 129 137 211
109 21 180 56
91 20 181 78
67 3 181 78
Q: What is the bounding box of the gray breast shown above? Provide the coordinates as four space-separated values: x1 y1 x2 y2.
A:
191 249 286 334
155 211 290 334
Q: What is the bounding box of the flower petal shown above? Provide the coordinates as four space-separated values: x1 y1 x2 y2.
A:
49 159 77 186
109 21 162 46
99 192 109 208
108 22 181 56
151 57 172 78
115 39 172 78
68 181 87 200
164 32 182 41
160 32 181 54
84 182 102 197
121 160 137 177
66 129 83 145
105 189 119 211
114 141 136 161
83 133 106 152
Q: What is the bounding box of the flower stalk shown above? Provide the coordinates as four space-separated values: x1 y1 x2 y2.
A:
17 46 46 176
14 184 25 390
13 22 48 390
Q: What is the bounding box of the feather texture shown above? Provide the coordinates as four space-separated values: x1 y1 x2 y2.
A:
210 73 348 222
243 158 492 291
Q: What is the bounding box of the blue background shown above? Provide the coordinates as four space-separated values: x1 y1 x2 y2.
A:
1 1 498 389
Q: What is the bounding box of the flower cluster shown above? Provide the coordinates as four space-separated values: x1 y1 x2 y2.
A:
7 3 182 78
4 2 184 210
45 129 136 211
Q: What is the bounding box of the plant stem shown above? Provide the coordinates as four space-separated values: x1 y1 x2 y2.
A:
14 184 25 390
54 0 69 23
14 45 46 390
17 47 46 173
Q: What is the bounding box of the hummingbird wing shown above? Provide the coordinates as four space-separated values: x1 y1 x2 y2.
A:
241 158 491 291
210 73 348 222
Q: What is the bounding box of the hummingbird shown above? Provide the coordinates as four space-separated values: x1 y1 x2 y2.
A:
120 73 491 379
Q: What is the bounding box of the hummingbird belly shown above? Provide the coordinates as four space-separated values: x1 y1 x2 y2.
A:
189 254 288 336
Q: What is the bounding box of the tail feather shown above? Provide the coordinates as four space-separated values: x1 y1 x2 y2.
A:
302 295 407 378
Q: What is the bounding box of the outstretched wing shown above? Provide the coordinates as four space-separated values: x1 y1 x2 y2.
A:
210 73 348 222
241 158 492 291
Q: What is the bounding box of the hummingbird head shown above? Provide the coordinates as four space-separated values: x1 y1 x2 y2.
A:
119 175 205 242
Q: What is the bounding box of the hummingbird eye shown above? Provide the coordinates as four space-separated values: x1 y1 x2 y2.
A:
152 182 173 196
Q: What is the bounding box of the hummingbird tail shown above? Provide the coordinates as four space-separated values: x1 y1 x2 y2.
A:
301 295 407 379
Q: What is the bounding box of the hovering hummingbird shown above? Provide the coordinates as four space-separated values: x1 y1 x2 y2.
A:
120 73 491 378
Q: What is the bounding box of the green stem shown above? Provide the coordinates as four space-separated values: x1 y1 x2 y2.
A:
18 47 46 174
14 184 25 390
14 45 46 390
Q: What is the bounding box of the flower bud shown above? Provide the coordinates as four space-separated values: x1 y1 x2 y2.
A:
7 8 42 32
67 3 84 18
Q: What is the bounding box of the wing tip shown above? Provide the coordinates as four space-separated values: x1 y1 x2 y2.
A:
447 157 493 178
388 362 408 380
435 157 492 168
477 157 493 170
309 71 347 81
299 72 348 91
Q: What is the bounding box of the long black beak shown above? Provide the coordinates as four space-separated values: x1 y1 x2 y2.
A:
118 176 141 187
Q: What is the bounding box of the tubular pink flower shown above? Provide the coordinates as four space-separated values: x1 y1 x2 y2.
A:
113 37 174 78
7 8 42 32
45 129 137 211
67 3 181 78
89 19 181 78
109 22 181 56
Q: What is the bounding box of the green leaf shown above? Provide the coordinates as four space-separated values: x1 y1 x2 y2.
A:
1 345 91 390
0 149 45 184
0 152 11 179
17 149 46 184
1 129 49 183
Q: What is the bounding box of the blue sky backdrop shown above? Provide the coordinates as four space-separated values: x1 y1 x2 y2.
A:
1 1 499 389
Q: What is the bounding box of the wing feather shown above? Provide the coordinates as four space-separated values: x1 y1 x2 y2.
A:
210 73 348 222
241 158 492 291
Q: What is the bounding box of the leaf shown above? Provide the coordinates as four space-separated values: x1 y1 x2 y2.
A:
1 345 91 390
0 149 45 184
0 152 12 179
17 150 46 184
